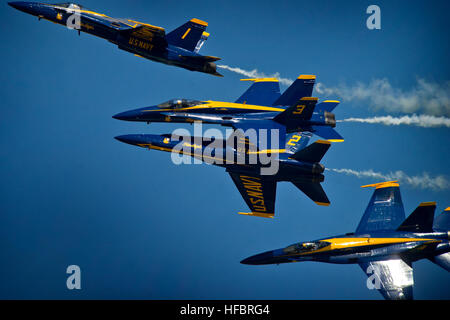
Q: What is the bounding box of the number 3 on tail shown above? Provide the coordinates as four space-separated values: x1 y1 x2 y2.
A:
293 104 305 115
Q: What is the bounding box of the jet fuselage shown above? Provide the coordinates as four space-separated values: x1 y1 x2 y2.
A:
8 2 220 75
241 231 450 265
113 100 336 134
114 133 326 182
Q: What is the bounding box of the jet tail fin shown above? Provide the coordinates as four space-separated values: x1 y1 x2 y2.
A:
396 202 436 232
284 132 312 155
273 97 318 123
166 18 209 52
289 140 331 163
292 180 330 206
272 75 316 106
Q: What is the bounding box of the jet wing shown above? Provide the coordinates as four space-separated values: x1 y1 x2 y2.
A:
359 259 414 300
235 78 281 106
228 171 276 218
356 181 405 233
230 121 287 154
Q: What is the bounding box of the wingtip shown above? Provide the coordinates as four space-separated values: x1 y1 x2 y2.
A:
240 78 279 82
315 140 332 145
419 201 437 207
238 212 274 218
297 75 316 80
323 100 341 104
190 18 208 26
361 181 400 189
314 201 330 206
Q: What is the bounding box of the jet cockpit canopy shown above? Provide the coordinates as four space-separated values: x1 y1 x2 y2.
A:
283 241 331 254
54 3 86 10
157 99 204 110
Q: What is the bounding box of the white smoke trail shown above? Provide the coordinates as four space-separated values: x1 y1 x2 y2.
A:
338 114 450 128
217 65 450 116
217 65 294 86
316 78 450 117
327 168 449 191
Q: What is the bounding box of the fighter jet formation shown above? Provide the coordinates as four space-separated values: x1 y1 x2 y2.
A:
9 2 448 300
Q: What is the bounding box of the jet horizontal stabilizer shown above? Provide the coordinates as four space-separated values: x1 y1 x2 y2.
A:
315 100 340 113
289 140 331 163
310 125 344 142
291 180 330 206
396 202 436 233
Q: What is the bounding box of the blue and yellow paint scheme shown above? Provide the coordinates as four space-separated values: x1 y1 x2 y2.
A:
241 182 450 300
113 75 344 147
115 131 332 218
8 2 222 76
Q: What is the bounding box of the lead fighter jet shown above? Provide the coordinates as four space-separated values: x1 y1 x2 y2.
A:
241 181 450 299
8 2 222 76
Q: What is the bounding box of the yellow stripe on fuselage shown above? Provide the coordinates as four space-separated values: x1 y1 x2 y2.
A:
293 237 440 256
136 143 236 163
144 101 285 113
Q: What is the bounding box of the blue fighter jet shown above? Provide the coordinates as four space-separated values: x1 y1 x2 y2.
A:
115 131 332 218
8 2 222 76
241 181 450 299
113 75 344 148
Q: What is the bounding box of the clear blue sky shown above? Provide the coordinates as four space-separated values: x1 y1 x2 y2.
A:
0 0 449 299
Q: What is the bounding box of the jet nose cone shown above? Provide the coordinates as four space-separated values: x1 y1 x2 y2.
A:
8 1 34 14
240 251 274 265
114 134 144 146
113 109 144 121
8 1 25 10
113 111 131 121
